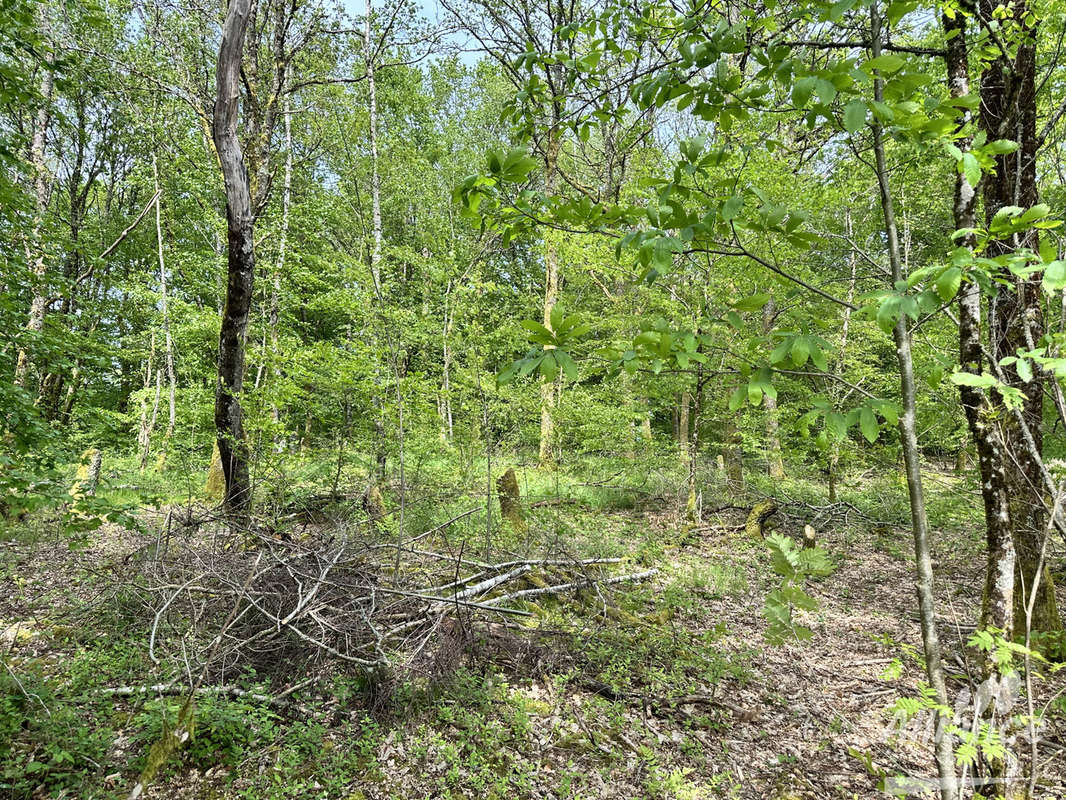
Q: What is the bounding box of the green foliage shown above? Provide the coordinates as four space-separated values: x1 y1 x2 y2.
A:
763 533 834 644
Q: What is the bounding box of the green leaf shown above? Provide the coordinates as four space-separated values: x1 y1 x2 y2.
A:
791 76 815 107
960 153 980 188
1043 260 1066 293
936 267 962 302
987 139 1019 155
950 371 996 389
864 54 904 73
1016 357 1033 384
791 336 810 367
722 195 744 221
549 304 563 331
843 100 867 133
859 407 879 443
771 338 791 364
876 295 901 334
554 349 579 381
520 320 555 342
539 354 558 381
734 292 770 312
728 385 747 411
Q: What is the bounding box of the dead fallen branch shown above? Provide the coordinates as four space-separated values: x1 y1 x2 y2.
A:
137 530 654 687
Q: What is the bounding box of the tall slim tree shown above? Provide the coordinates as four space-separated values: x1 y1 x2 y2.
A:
212 0 256 515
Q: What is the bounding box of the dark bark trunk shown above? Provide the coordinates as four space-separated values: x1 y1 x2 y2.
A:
212 0 256 517
977 0 1059 635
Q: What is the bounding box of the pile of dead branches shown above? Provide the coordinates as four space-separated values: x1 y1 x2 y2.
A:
135 522 656 690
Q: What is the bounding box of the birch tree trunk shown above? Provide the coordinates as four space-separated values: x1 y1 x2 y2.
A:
870 6 958 797
267 95 293 439
212 0 256 517
152 156 177 467
679 390 690 463
537 129 561 467
14 9 54 390
366 0 383 290
942 9 1015 647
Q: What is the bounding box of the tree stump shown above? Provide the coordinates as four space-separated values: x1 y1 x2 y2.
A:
363 485 387 531
496 468 525 531
745 500 778 539
205 442 225 502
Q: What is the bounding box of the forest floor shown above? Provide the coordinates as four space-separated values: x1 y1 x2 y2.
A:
2 465 1066 799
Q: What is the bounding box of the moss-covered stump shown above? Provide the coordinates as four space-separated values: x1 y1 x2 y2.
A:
496 467 526 531
363 485 387 529
745 500 778 539
205 441 225 502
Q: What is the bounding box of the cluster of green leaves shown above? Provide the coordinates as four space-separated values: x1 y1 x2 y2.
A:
496 306 590 385
763 533 834 644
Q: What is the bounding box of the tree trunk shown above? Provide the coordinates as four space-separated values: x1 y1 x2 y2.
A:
943 10 1016 647
679 390 690 463
828 209 857 500
139 369 162 472
152 156 177 468
538 130 562 467
212 0 256 518
440 281 454 442
976 0 1059 638
267 95 292 441
14 10 54 390
723 416 744 492
762 300 784 479
366 0 383 289
871 7 958 797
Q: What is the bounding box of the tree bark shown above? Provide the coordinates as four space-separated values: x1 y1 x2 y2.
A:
942 10 1016 647
679 390 690 463
267 94 292 441
828 209 857 501
212 0 256 517
976 0 1059 637
538 129 562 467
14 9 55 390
762 300 784 479
152 156 177 467
366 0 383 289
871 6 958 797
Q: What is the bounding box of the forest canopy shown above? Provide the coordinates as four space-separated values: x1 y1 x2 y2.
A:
2 0 1066 797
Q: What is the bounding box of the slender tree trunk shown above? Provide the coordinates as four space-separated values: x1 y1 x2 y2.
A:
366 0 383 289
440 281 454 442
871 6 958 797
139 370 162 472
828 209 858 501
538 130 562 467
679 390 690 463
212 0 256 518
723 415 744 492
14 13 54 390
268 95 292 439
152 156 177 467
762 300 784 479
